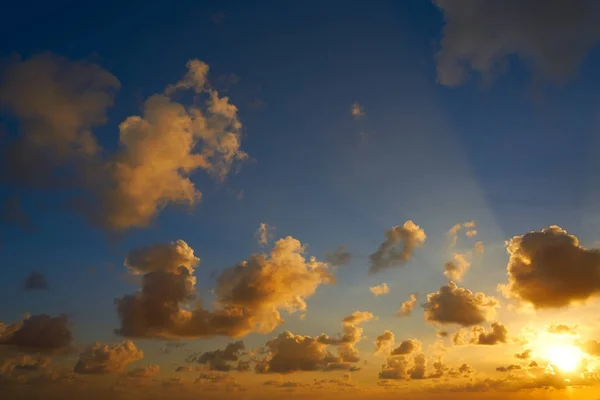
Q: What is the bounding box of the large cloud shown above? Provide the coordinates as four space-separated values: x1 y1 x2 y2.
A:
434 0 600 86
500 225 600 308
369 220 426 274
0 314 72 352
256 311 373 373
424 282 499 326
0 54 247 231
0 53 120 187
73 341 144 374
115 237 334 338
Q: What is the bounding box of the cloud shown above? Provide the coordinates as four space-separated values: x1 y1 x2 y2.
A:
391 339 422 356
496 364 522 372
500 225 600 308
350 102 364 119
325 245 352 267
0 314 72 352
188 341 248 371
397 293 418 317
74 340 144 374
515 349 532 360
374 330 396 355
23 271 48 290
473 241 484 253
424 281 499 326
453 322 508 346
124 239 200 275
578 340 600 356
256 223 271 247
115 236 334 339
125 364 160 379
547 322 578 335
447 221 476 247
369 283 390 297
0 54 247 231
369 220 426 274
0 355 52 376
0 52 119 188
434 0 600 86
444 253 471 282
257 311 372 373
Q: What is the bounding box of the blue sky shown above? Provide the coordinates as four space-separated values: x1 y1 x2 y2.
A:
2 1 600 398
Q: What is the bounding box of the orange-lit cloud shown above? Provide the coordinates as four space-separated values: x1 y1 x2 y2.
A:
369 220 426 274
369 283 390 296
74 341 144 374
424 282 499 326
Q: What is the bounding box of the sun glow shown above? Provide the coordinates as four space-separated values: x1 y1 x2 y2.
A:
545 345 583 372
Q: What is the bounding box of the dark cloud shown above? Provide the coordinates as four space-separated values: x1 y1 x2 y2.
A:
0 314 72 352
125 364 160 379
325 245 352 267
115 237 334 339
515 349 532 360
74 340 144 374
23 271 48 290
369 221 426 274
434 0 600 86
391 339 422 356
578 340 600 356
188 341 248 372
379 346 473 381
501 225 600 308
496 364 523 372
424 282 499 326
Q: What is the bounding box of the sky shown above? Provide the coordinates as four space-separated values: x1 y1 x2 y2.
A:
2 0 600 399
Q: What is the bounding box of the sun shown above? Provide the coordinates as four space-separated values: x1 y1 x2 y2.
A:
545 344 583 372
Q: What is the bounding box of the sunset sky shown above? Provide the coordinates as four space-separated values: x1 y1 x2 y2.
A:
2 1 600 399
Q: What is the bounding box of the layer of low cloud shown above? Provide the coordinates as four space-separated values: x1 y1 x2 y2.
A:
369 220 426 274
500 225 600 308
188 341 248 371
434 0 600 86
453 322 508 346
115 236 334 338
424 282 499 326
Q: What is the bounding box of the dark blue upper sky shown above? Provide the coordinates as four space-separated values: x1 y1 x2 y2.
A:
2 0 600 376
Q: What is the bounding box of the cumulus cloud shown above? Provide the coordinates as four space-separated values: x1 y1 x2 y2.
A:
74 340 144 374
473 241 484 253
391 339 422 356
369 283 390 297
578 340 600 356
0 54 247 231
515 349 532 360
369 220 426 274
374 330 396 355
188 341 248 371
0 52 120 187
0 355 52 376
325 245 352 267
447 221 476 247
496 364 522 372
453 322 508 346
434 0 600 86
547 322 578 335
500 225 600 308
256 223 271 247
350 102 364 119
115 236 334 339
444 253 471 282
257 311 372 373
0 314 72 352
23 271 48 290
424 282 499 326
397 293 418 317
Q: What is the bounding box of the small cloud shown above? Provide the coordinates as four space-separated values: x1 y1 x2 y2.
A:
23 271 48 290
350 102 364 119
369 220 426 275
370 283 390 297
325 245 352 267
397 293 418 317
256 222 272 247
